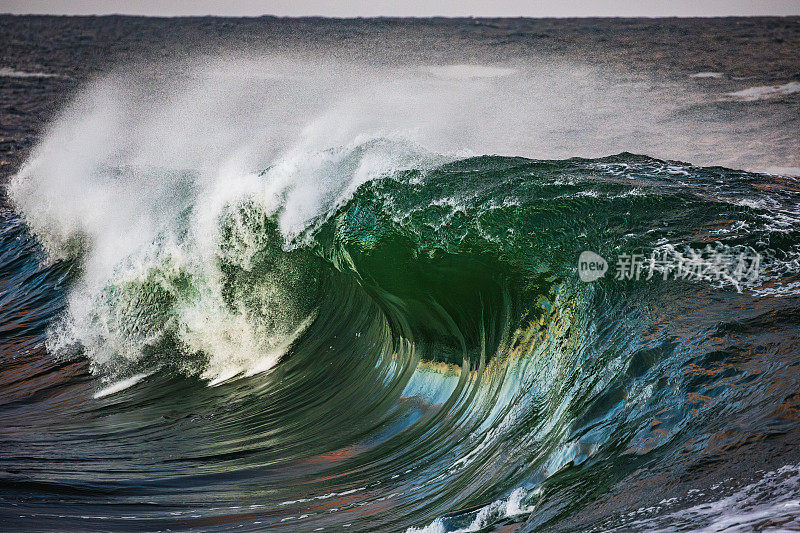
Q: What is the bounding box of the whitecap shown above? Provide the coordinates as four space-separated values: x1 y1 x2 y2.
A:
727 81 800 101
0 67 61 79
690 72 724 79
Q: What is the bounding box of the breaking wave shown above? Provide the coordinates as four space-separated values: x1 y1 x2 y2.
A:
3 56 800 531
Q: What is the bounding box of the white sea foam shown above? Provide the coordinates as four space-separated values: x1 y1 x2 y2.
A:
0 67 62 78
279 487 366 506
690 72 724 79
93 372 153 398
599 464 800 532
406 487 536 533
727 81 800 101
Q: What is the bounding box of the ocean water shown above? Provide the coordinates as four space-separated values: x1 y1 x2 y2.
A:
1 16 799 532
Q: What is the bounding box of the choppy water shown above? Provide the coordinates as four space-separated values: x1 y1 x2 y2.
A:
2 20 800 533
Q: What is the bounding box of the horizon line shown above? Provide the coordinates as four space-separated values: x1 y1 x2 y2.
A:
3 12 800 19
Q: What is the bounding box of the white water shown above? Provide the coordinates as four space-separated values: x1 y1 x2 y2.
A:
600 464 800 532
406 487 537 533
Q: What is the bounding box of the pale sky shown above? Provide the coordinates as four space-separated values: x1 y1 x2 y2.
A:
2 0 799 17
